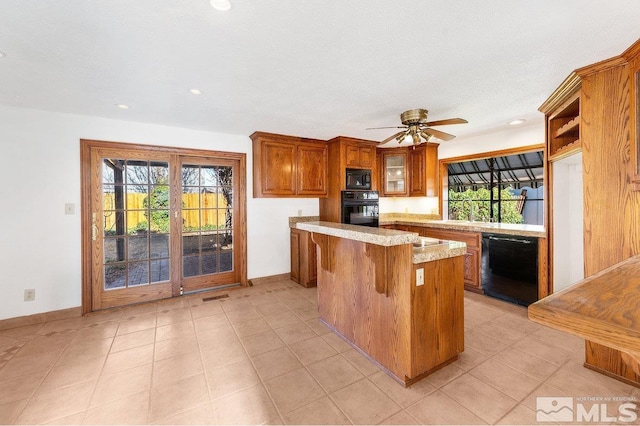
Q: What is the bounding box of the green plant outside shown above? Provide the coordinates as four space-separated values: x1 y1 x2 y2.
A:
449 187 523 224
143 183 170 233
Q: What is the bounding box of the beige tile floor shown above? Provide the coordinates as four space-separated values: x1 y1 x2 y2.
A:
0 279 638 425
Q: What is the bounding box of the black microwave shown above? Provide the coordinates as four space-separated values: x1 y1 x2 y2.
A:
345 168 372 190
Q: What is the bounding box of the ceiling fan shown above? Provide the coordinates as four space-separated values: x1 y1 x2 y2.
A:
368 109 468 145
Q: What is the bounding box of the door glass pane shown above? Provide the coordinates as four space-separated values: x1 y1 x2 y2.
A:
105 263 126 289
101 158 170 290
183 255 200 277
128 235 148 260
385 155 405 193
220 231 233 272
128 261 149 286
202 254 217 274
181 164 233 278
150 234 169 259
150 259 170 283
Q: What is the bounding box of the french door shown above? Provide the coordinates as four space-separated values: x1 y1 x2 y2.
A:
81 140 246 312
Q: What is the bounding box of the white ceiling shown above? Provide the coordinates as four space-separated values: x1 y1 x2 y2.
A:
0 1 638 144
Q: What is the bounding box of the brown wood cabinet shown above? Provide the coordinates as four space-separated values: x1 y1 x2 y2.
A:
382 224 482 292
542 75 582 162
381 148 408 196
535 38 640 389
380 144 439 197
420 228 482 293
409 144 439 197
345 140 375 169
251 131 328 198
290 228 317 287
319 136 379 222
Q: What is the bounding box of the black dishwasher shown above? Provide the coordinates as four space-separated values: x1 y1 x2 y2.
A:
481 233 538 306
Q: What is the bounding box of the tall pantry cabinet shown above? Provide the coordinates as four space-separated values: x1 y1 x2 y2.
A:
539 38 640 387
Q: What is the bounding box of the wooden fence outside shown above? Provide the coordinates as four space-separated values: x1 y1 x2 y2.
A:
103 193 229 233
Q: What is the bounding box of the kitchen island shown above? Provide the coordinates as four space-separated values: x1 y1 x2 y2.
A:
297 221 466 386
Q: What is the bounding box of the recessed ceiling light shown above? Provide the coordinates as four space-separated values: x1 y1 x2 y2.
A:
190 89 202 95
116 104 129 110
0 51 6 58
508 119 526 126
210 0 231 11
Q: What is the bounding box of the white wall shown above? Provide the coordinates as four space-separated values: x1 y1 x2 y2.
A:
438 121 545 160
552 153 584 292
0 105 318 320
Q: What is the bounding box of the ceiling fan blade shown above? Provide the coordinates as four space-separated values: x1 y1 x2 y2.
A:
366 126 407 130
423 128 456 141
380 130 408 144
424 118 468 127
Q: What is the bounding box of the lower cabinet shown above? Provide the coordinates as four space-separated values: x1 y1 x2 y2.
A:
421 228 482 292
290 228 317 287
382 223 482 292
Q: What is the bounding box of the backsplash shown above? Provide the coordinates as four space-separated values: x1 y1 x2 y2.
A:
379 212 441 221
378 196 439 215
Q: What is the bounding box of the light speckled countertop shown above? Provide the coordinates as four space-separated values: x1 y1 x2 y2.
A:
380 216 546 238
296 221 466 263
288 216 319 228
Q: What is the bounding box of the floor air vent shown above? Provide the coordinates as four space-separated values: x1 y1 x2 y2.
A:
202 294 229 302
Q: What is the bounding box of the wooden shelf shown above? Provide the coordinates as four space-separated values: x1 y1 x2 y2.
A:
547 91 581 159
555 116 580 138
549 139 581 161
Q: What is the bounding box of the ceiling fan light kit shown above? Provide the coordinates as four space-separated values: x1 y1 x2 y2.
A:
371 108 468 146
210 0 231 11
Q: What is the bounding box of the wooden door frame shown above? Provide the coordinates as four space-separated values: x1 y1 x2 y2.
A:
80 139 247 314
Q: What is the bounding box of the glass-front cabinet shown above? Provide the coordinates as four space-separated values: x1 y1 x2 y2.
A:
382 150 408 196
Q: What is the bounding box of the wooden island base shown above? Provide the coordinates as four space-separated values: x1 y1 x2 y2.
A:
310 232 464 386
320 316 459 386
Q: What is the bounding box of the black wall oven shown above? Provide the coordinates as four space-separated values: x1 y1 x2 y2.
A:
341 191 379 227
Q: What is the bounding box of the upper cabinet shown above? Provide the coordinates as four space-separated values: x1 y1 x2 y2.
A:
345 140 375 169
381 149 408 196
409 144 438 197
540 73 582 162
251 132 328 198
319 136 379 222
380 144 439 197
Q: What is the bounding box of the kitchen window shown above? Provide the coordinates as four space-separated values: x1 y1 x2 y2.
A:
444 148 544 225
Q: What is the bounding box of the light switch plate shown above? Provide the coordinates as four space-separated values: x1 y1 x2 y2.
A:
416 268 424 286
65 203 75 215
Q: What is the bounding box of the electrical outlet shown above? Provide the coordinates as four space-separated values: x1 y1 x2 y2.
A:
416 268 424 286
24 289 35 301
298 209 303 216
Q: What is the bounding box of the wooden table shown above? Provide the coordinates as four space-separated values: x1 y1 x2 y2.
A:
528 255 640 387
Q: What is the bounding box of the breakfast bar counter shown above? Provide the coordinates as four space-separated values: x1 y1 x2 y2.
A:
528 255 640 386
297 221 466 386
